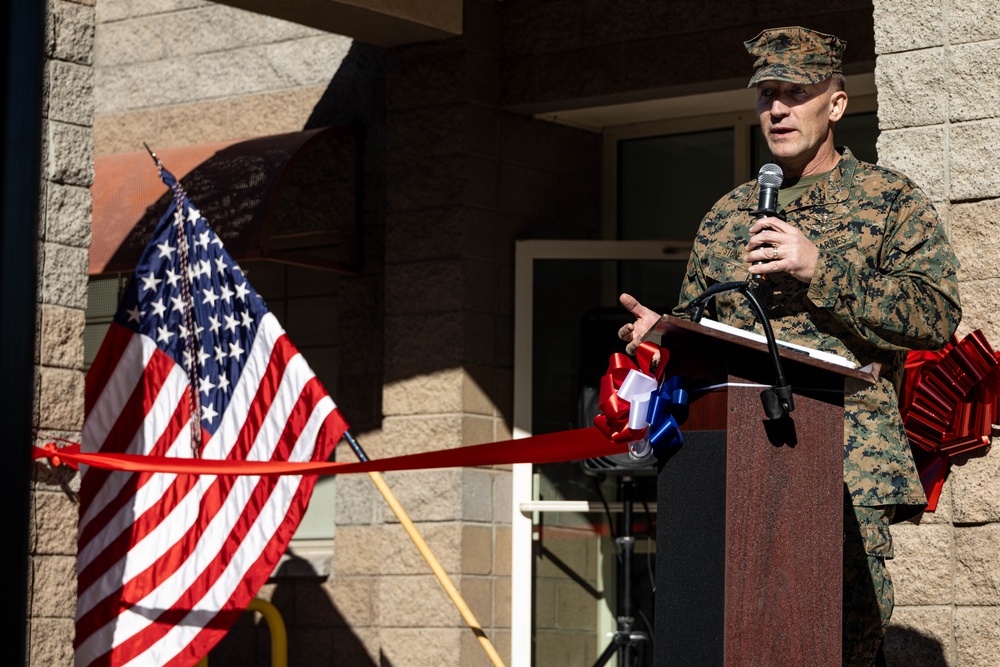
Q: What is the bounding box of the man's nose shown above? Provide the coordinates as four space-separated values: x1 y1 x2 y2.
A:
769 97 791 117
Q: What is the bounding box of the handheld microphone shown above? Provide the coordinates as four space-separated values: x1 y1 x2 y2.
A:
754 163 783 219
751 163 784 272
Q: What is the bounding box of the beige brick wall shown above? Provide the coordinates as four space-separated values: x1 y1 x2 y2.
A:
92 0 352 154
30 0 95 664
875 2 1000 664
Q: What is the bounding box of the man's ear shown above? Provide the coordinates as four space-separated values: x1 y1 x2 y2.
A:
830 90 848 122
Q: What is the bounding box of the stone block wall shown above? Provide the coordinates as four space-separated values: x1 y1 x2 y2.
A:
50 1 1000 665
874 2 1000 664
92 0 354 155
29 1 96 664
354 9 517 660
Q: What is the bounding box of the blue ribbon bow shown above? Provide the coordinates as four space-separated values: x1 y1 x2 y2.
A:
645 376 688 456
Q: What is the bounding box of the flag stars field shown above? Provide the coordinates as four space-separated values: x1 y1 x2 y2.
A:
111 195 271 432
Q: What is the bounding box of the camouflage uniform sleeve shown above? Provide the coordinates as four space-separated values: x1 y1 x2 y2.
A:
806 182 961 351
671 205 720 320
672 246 709 320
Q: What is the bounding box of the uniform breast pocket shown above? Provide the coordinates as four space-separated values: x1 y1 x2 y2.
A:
704 246 749 283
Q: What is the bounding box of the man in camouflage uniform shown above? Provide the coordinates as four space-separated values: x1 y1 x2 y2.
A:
618 26 962 666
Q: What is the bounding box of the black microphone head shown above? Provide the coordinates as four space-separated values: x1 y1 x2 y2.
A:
757 163 783 188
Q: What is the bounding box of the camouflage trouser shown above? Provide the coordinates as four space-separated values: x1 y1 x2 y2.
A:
843 502 896 667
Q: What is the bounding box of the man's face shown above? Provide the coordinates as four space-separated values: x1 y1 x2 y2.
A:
756 78 846 175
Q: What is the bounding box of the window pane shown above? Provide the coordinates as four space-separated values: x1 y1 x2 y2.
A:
619 259 689 316
618 129 732 312
619 128 734 241
833 111 880 164
84 275 127 371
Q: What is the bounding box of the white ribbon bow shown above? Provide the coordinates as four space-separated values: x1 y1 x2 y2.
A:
617 369 658 431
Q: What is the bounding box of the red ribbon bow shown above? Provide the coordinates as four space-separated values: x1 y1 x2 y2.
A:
901 330 999 511
593 342 667 443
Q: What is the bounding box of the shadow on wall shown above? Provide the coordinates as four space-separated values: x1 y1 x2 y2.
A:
883 624 947 667
305 41 388 435
209 553 385 667
305 42 386 135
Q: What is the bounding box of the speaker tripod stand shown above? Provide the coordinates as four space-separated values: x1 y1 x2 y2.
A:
593 476 650 667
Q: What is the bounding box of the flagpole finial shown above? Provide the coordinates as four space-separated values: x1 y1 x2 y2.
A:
143 142 163 170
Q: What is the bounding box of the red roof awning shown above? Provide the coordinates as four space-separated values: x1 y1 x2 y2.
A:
91 125 362 276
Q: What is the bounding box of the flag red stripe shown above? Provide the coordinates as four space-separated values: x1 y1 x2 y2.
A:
76 467 200 609
148 401 338 667
77 323 280 628
83 330 153 453
77 321 282 595
77 393 191 560
77 384 191 582
77 332 298 637
77 198 344 667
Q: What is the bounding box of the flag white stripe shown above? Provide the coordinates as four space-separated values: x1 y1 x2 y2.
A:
78 313 282 570
75 466 205 622
79 396 327 666
77 320 282 619
200 314 294 460
116 352 314 623
76 427 191 577
77 169 346 667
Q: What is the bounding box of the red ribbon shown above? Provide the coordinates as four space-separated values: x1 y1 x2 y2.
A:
593 341 667 443
901 330 999 511
33 427 626 476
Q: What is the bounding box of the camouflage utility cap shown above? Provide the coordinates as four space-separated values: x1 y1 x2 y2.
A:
745 26 845 87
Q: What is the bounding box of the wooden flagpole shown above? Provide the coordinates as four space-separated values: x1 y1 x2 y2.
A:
342 432 506 667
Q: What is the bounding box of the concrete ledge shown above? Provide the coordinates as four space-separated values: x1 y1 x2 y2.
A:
216 0 462 48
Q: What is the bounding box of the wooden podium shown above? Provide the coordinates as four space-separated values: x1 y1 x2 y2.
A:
648 315 880 666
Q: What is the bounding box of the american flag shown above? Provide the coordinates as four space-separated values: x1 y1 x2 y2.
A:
75 161 347 666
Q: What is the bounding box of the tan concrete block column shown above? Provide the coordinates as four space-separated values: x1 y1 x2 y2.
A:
30 0 95 664
875 2 1000 664
335 14 512 663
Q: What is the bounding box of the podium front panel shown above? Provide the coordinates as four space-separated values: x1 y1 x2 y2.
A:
724 375 843 666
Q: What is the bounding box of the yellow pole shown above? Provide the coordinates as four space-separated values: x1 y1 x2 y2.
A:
367 470 506 667
247 598 288 667
195 598 288 667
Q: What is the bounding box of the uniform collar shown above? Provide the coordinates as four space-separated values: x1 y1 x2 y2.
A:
740 147 859 213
